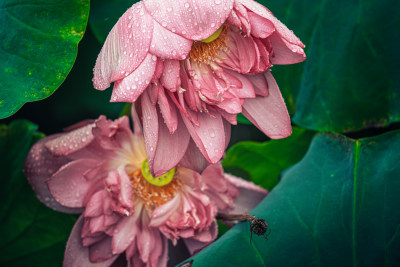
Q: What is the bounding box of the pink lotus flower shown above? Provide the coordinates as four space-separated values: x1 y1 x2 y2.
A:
24 116 267 267
92 0 306 176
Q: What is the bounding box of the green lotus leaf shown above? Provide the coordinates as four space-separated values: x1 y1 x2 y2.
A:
189 130 400 266
0 0 90 118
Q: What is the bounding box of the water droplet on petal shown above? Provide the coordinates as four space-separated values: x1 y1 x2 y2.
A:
208 129 216 138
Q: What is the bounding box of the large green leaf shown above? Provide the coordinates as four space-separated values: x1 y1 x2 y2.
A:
0 0 90 118
188 131 400 266
223 127 315 190
260 0 400 132
4 27 125 134
0 120 76 266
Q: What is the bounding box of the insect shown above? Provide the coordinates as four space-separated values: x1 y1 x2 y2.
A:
216 212 270 244
248 216 271 244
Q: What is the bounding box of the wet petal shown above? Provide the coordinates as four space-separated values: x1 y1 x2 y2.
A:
45 124 95 156
150 233 168 267
111 54 157 102
242 72 292 139
144 0 234 40
160 59 181 91
233 0 251 35
64 216 118 267
183 220 217 255
93 3 153 90
131 103 143 134
247 11 275 39
89 236 114 262
247 73 269 97
269 32 306 64
150 195 181 227
140 90 158 174
219 109 238 125
238 0 304 47
216 98 243 114
224 70 256 99
228 30 257 73
181 111 225 163
112 215 138 254
157 85 178 133
179 139 210 173
137 225 152 262
115 166 135 213
24 136 82 214
150 19 193 59
84 190 105 218
148 82 159 105
152 112 190 177
47 159 100 208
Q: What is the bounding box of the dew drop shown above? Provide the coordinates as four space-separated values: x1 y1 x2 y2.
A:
208 129 216 138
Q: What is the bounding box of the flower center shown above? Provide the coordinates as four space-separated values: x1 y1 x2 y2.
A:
128 161 181 211
141 159 175 186
189 26 227 64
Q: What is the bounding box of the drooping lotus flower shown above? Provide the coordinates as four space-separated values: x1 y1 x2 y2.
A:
92 0 306 176
24 115 268 267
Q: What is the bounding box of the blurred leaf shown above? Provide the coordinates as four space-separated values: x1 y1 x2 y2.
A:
89 0 136 43
189 131 400 266
0 0 90 118
237 113 252 125
0 120 76 266
223 127 315 190
217 220 231 238
261 0 400 132
119 103 132 117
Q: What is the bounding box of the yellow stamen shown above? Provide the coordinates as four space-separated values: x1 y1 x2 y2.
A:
189 27 227 64
128 164 182 211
